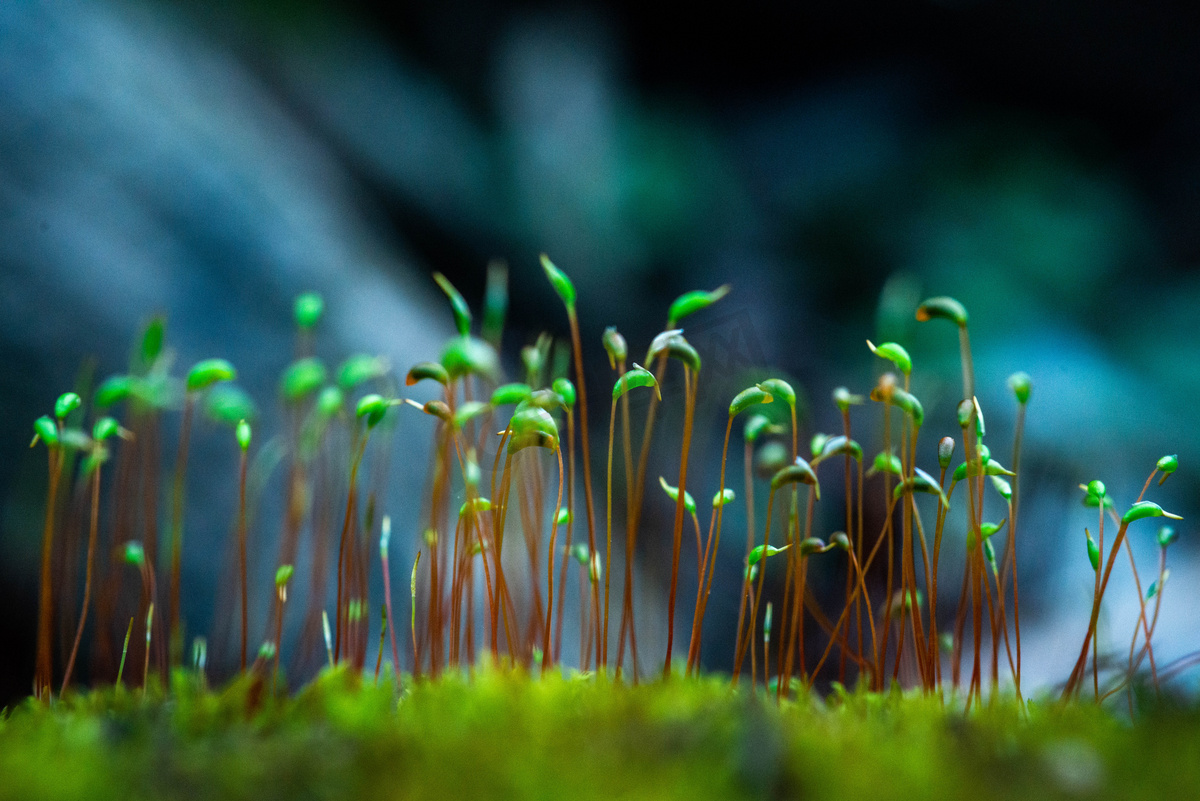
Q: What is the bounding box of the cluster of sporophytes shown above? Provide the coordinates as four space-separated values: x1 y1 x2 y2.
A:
24 259 1186 710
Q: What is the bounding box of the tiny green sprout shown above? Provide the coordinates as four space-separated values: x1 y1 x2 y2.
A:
602 327 628 369
205 385 257 426
770 457 820 498
798 537 828 556
258 641 277 661
507 407 559 453
938 437 955 469
95 375 135 408
92 417 121 443
956 399 975 429
833 387 864 412
406 361 450 387
123 541 145 567
31 415 59 448
747 543 791 566
1008 372 1032 405
658 476 697 516
810 433 829 457
869 450 903 477
317 386 344 418
713 488 735 508
755 441 790 478
552 378 576 408
1123 501 1183 524
458 498 492 518
1157 454 1179 485
452 401 490 430
615 365 660 401
338 354 390 390
540 254 577 310
294 292 324 330
667 285 731 328
186 359 236 393
55 392 82 420
1085 529 1100 572
830 532 851 551
816 435 863 463
1157 525 1179 548
1147 570 1170 600
280 358 327 402
275 564 294 589
991 475 1012 501
356 394 394 428
866 340 912 375
556 507 571 526
140 317 165 367
756 378 795 410
915 296 969 327
730 386 773 417
432 272 472 336
646 331 701 372
441 336 500 381
236 419 251 452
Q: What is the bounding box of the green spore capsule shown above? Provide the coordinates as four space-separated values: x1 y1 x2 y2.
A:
956 399 975 429
432 272 472 336
614 365 660 401
95 375 135 409
275 564 294 588
730 386 772 417
258 641 277 661
55 392 82 420
1086 480 1106 499
489 383 534 408
337 354 390 390
406 361 450 387
294 292 324 330
832 387 864 412
280 358 327 402
452 402 490 430
205 385 257 426
870 451 903 477
748 543 791 566
866 340 912 375
1008 372 1032 405
140 317 166 367
712 488 735 508
507 407 559 453
1157 525 1179 548
743 414 772 445
667 285 730 328
770 457 820 498
124 541 146 567
756 378 795 410
440 336 499 381
31 415 59 448
552 378 576 408
798 537 828 556
658 476 696 516
755 441 790 479
556 507 571 526
482 260 508 345
990 475 1012 501
810 433 829 457
817 435 863 463
830 532 851 551
236 419 251 452
539 254 576 310
1085 530 1100 572
646 331 701 373
356 394 392 428
938 437 955 469
186 359 236 393
601 327 627 369
316 386 344 418
92 417 121 443
1157 454 1179 485
1123 501 1183 524
916 296 969 327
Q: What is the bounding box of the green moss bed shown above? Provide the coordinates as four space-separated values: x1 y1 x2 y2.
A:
3 669 1198 800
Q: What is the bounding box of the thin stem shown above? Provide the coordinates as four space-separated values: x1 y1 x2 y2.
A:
541 447 564 675
35 446 62 700
664 367 697 678
62 462 102 693
168 396 194 668
566 309 601 666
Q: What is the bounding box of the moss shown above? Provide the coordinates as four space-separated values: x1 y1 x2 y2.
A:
3 670 1199 800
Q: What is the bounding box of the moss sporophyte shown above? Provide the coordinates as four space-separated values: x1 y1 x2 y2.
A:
19 266 1190 735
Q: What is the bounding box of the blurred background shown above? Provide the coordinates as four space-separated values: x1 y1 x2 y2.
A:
2 0 1199 704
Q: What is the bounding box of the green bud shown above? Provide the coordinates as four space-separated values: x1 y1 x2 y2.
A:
540 254 576 310
601 327 628 370
280 358 327 403
275 564 294 588
748 543 791 566
55 392 82 420
92 417 120 443
730 386 772 417
482 260 508 345
798 537 827 556
1157 525 1179 548
956 399 975 429
983 538 997 575
1086 530 1100 572
317 386 344 418
337 354 390 391
743 414 772 445
614 365 660 402
124 541 145 567
294 292 324 330
32 415 59 448
464 451 481 489
893 468 949 507
646 331 701 372
235 419 251 452
458 498 492 518
938 437 955 469
658 476 697 516
990 475 1012 501
556 508 571 526
869 450 903 477
1007 372 1032 405
507 407 559 453
667 285 730 327
95 375 135 409
831 532 851 551
1123 501 1183 524
440 336 499 381
258 641 277 661
406 361 450 387
980 520 1006 538
186 359 236 393
140 317 165 367
432 272 472 336
756 378 795 410
810 433 829 458
817 435 863 464
356 394 393 428
204 385 257 426
1157 454 1179 485
419 400 451 422
755 441 790 479
713 488 736 508
1087 480 1106 499
519 389 566 412
832 387 864 412
889 388 924 427
978 443 991 465
1147 571 1169 600
770 457 820 499
916 296 969 327
866 340 912 375
552 378 576 408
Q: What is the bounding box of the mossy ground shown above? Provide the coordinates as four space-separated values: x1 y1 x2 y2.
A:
2 668 1199 800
